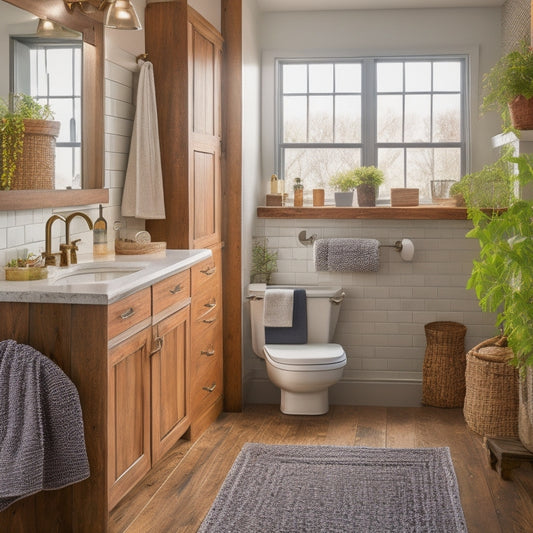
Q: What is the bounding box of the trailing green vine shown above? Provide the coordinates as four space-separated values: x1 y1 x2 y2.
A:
466 154 533 372
0 93 54 190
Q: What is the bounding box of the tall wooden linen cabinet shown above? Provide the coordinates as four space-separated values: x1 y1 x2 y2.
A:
146 2 224 439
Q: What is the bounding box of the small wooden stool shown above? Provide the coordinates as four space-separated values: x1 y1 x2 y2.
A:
486 437 533 480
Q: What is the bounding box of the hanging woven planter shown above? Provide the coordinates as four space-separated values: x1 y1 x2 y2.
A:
508 95 533 130
8 119 60 190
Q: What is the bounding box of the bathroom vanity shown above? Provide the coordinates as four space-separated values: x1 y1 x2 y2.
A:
0 249 222 532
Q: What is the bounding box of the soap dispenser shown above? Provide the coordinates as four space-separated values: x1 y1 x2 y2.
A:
93 204 108 255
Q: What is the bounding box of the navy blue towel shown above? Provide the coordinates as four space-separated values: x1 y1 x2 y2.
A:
265 289 307 344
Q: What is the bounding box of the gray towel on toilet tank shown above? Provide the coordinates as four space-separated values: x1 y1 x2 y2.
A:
265 288 307 344
0 339 90 511
314 238 380 272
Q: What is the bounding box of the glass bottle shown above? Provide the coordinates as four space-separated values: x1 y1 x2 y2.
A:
93 204 108 255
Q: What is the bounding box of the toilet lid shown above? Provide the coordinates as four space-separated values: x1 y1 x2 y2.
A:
264 343 346 366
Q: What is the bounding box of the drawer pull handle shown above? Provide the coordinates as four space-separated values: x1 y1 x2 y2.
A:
169 284 183 294
202 317 217 324
204 299 216 309
202 383 216 393
120 307 135 320
201 347 215 357
200 266 216 276
150 336 163 357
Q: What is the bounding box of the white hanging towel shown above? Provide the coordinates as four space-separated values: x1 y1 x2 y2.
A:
121 60 166 219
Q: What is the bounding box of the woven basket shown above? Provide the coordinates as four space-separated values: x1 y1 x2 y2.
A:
463 336 519 438
9 119 61 190
422 321 467 408
508 95 533 130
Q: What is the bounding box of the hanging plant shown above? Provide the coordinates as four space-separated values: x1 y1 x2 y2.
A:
0 93 54 190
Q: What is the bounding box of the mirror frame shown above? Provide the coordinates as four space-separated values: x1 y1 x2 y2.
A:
0 0 107 210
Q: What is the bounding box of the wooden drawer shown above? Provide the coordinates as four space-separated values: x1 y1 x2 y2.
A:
191 283 220 325
191 351 223 415
108 288 151 339
152 270 191 316
191 324 221 379
191 248 221 292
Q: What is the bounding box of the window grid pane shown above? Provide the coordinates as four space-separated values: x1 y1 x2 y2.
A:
278 56 466 202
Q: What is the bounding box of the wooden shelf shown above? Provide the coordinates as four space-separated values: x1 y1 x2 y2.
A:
257 205 472 220
0 188 109 211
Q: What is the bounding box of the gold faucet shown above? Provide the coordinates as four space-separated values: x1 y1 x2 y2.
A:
60 212 94 266
42 214 67 266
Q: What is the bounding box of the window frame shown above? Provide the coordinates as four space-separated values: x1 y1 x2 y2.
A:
275 54 470 202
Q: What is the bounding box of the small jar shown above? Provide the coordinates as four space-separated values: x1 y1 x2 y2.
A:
293 178 304 207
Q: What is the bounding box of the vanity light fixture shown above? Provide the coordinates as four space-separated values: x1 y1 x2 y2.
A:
63 0 142 31
36 18 82 39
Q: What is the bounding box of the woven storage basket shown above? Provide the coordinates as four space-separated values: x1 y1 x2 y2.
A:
9 119 60 190
463 336 519 438
422 321 467 408
509 95 533 130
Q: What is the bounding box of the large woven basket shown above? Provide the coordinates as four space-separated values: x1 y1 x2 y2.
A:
509 95 533 130
10 119 61 190
463 336 519 438
422 321 467 408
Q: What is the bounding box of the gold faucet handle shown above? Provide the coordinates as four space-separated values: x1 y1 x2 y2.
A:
42 251 62 267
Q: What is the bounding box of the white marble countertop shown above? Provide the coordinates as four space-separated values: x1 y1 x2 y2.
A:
0 249 211 305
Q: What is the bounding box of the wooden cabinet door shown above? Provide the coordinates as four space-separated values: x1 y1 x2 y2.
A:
189 11 222 249
108 326 152 510
151 305 191 463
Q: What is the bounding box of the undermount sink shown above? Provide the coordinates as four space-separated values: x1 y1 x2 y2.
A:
52 261 149 285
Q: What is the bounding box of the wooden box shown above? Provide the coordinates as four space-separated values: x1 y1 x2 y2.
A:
266 193 283 206
391 188 419 207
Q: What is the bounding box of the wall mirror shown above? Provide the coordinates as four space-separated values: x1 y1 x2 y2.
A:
0 0 107 210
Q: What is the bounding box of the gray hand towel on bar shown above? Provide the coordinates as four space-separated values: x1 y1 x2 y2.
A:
314 238 380 272
0 339 90 511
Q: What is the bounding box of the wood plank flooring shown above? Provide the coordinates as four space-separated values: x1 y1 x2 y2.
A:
110 405 533 533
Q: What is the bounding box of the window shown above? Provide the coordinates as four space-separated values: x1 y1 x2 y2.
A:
12 37 82 190
277 56 468 203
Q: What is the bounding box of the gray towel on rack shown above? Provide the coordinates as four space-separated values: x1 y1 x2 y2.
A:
265 289 307 344
314 238 380 272
0 339 90 511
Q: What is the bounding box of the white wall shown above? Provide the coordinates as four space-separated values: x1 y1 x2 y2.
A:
243 6 503 407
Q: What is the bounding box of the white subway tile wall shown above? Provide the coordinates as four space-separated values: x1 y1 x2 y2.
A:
247 217 499 399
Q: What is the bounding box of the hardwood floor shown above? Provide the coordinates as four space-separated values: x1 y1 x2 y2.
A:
110 404 533 532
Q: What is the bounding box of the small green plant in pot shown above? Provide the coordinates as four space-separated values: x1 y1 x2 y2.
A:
353 166 384 207
251 239 278 284
0 93 55 190
449 153 516 209
329 170 358 207
482 41 533 130
466 153 533 451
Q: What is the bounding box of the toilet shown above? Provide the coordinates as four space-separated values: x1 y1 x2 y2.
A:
248 284 346 415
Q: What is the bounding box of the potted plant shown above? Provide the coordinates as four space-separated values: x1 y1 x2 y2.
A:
251 239 278 284
0 93 59 190
482 40 533 130
353 166 384 207
466 153 533 451
449 154 516 209
329 170 357 206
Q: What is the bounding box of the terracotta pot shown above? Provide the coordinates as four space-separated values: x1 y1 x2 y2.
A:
508 95 533 130
519 367 533 452
357 184 377 207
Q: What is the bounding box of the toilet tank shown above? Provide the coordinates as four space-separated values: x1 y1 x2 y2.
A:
248 284 345 358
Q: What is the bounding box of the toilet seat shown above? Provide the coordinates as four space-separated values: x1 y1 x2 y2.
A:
264 343 346 371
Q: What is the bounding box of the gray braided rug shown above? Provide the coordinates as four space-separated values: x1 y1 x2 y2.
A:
198 443 467 533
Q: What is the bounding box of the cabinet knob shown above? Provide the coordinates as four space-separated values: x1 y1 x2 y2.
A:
203 298 216 309
150 336 164 357
202 317 217 324
169 284 183 294
201 345 215 357
202 383 216 393
200 266 216 276
120 307 135 320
